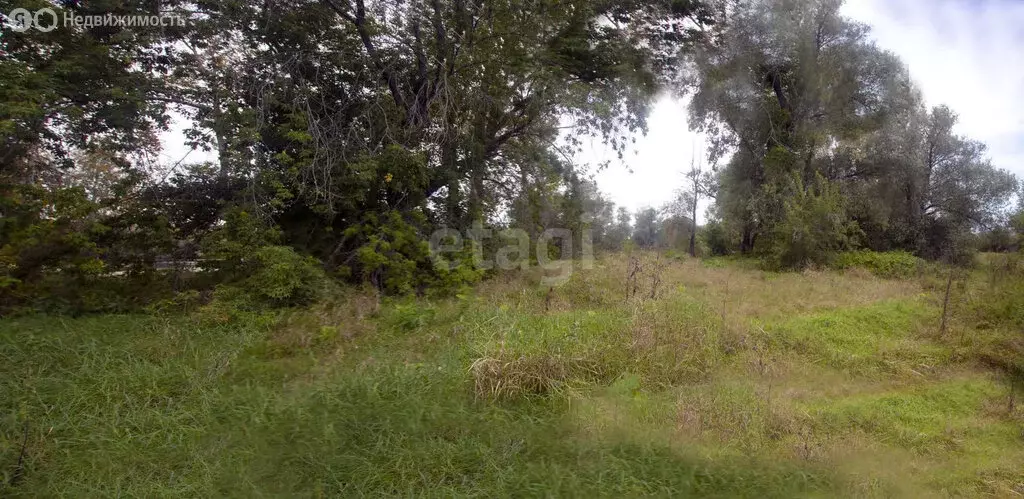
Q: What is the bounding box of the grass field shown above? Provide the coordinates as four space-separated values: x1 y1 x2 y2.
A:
2 253 1022 497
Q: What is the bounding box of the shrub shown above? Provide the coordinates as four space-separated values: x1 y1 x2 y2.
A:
244 246 327 306
763 174 862 269
0 185 180 315
699 220 733 256
916 217 976 265
344 210 484 296
201 208 283 274
831 250 923 279
213 245 328 309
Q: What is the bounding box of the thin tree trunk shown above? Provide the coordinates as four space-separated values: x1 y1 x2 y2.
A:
689 226 697 257
939 269 954 336
689 209 697 257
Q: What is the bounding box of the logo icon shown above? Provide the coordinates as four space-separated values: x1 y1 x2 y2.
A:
7 7 58 32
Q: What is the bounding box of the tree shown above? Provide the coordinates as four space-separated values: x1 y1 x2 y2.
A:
683 0 1017 265
0 1 181 182
606 206 633 250
670 148 717 256
632 207 660 248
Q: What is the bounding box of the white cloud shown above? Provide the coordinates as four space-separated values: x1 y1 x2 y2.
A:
583 95 708 219
158 112 215 170
841 0 1024 177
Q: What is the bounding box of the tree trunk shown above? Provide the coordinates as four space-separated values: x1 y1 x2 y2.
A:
939 269 954 336
689 203 698 257
740 222 755 254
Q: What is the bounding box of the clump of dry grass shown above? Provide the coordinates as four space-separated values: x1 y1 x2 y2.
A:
672 381 805 452
626 296 732 386
470 354 600 399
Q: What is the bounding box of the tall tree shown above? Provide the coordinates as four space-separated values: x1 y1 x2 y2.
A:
684 0 1016 263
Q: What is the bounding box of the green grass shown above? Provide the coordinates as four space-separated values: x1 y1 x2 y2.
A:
2 253 1022 496
830 250 924 279
806 377 1002 451
761 300 949 375
0 313 833 497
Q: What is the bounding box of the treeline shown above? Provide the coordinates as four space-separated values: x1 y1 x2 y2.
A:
1 0 1020 315
0 0 714 313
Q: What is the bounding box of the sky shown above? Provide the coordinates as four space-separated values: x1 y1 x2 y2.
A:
159 0 1024 222
583 0 1024 222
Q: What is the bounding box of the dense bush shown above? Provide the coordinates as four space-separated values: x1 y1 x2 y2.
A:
0 186 106 301
764 174 861 269
0 185 181 315
197 208 329 309
699 221 733 256
210 245 328 310
344 210 484 296
831 250 923 279
243 245 327 307
915 217 977 265
0 184 489 315
975 227 1017 253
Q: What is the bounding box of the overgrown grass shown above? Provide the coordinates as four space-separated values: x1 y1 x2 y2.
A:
760 300 949 376
830 250 924 279
2 252 1022 496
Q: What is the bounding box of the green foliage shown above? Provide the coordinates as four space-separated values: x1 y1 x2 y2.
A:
0 185 106 282
344 211 484 296
763 175 862 269
631 207 660 248
831 250 923 279
238 246 327 307
200 209 327 309
382 300 439 330
4 253 1024 496
805 378 1006 453
688 0 1017 264
699 220 733 256
975 227 1016 253
348 212 425 294
145 290 203 316
0 0 170 173
1010 210 1024 249
763 300 940 374
202 208 283 270
971 253 1024 330
0 310 833 497
0 185 178 315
